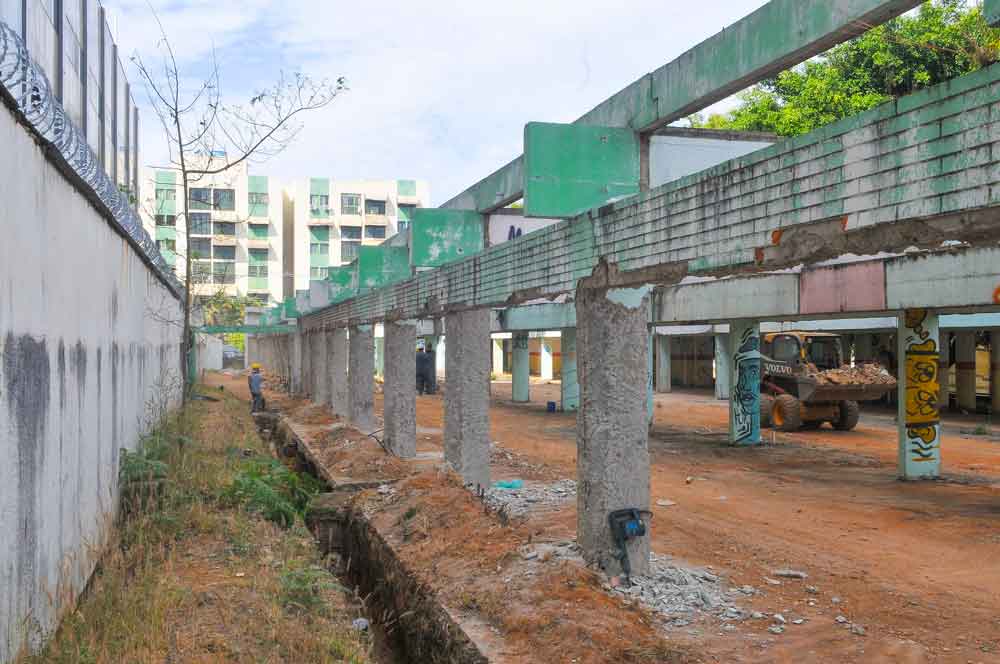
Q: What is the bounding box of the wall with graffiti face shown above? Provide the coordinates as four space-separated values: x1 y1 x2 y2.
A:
729 322 761 445
899 309 941 478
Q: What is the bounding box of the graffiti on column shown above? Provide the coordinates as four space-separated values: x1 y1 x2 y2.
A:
513 335 529 351
732 326 761 444
903 309 940 463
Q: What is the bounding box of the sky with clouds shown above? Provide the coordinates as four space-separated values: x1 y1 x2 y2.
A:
102 0 770 205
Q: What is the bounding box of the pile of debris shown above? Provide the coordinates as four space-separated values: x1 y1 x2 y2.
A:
614 554 746 627
483 479 576 516
806 363 896 386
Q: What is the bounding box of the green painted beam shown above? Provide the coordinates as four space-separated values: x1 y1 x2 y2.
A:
410 209 485 267
357 245 410 292
523 123 640 218
198 325 292 334
441 0 922 213
283 297 300 319
327 265 357 303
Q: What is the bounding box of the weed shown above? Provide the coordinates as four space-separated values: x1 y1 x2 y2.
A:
222 457 323 528
403 506 419 521
973 424 990 435
278 564 344 614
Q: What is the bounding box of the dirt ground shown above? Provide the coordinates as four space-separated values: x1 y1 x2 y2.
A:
212 371 1000 663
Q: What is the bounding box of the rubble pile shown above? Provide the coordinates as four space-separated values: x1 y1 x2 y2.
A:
616 554 746 627
805 363 896 387
483 479 576 516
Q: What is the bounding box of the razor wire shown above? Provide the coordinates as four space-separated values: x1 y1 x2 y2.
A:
0 21 184 298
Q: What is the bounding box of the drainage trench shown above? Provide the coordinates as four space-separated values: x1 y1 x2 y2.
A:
253 411 488 664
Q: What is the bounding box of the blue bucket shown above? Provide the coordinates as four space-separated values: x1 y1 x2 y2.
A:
547 401 557 413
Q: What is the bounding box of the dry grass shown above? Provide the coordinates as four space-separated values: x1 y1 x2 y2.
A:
21 389 372 664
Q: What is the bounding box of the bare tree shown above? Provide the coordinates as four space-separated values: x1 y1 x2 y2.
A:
130 10 344 401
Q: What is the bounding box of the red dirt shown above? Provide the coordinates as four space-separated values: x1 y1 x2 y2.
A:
207 372 1000 663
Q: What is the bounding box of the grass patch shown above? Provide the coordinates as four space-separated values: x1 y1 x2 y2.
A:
21 386 371 664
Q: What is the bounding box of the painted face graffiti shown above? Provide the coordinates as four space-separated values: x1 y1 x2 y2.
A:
732 327 761 444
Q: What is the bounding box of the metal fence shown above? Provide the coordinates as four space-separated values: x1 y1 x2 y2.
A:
0 16 183 297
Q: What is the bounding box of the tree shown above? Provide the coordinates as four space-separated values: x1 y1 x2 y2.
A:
130 12 344 400
692 0 1000 136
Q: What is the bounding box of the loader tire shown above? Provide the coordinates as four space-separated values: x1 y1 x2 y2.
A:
760 394 775 428
833 400 861 431
772 394 802 432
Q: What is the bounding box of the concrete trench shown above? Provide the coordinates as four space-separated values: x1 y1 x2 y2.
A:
253 411 489 664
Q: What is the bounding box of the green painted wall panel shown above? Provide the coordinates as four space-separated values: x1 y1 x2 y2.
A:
248 175 269 193
248 223 269 240
357 245 410 292
523 122 640 218
248 276 269 291
987 0 1000 26
309 226 330 242
410 209 485 268
327 265 357 303
397 179 417 196
283 297 299 319
155 226 176 241
310 177 330 196
155 170 176 185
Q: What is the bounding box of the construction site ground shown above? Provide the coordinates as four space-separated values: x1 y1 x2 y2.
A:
208 372 1000 664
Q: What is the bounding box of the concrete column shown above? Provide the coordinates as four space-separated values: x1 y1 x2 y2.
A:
991 330 1000 415
728 322 761 446
327 328 349 416
291 329 303 394
715 333 731 401
647 331 654 425
898 310 942 479
855 333 874 364
560 328 579 411
655 334 672 393
443 308 491 491
348 324 375 431
384 320 417 458
305 331 316 398
938 331 951 412
576 286 651 577
540 338 554 380
491 338 504 377
314 328 329 406
956 331 977 412
374 334 385 378
512 331 530 403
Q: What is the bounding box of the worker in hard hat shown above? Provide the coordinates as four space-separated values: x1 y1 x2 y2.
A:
248 363 265 413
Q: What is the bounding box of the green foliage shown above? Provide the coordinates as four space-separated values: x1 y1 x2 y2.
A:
201 291 252 326
693 1 1000 136
222 457 323 528
278 563 344 614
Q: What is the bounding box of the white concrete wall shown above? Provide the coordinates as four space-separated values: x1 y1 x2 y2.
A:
0 102 184 661
195 333 223 373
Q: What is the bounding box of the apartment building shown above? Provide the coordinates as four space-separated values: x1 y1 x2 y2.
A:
284 178 430 294
140 159 285 307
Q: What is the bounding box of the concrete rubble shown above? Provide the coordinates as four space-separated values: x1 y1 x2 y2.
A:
483 479 577 516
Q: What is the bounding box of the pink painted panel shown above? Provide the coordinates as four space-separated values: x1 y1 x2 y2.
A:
799 261 886 314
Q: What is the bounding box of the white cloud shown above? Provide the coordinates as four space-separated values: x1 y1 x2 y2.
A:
103 0 769 204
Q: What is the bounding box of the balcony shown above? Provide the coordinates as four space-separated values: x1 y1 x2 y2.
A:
364 214 388 226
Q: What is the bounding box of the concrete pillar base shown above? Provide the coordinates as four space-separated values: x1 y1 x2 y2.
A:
512 332 530 403
956 331 977 412
327 328 348 416
654 334 672 393
898 310 942 479
348 325 375 431
728 322 761 445
443 309 492 491
576 285 651 578
384 320 417 458
560 328 579 411
715 333 731 401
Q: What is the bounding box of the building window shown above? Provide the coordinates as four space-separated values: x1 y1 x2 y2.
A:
341 241 360 261
310 267 328 279
310 242 329 258
310 226 330 259
155 188 175 203
365 199 386 215
213 188 236 211
341 226 362 241
157 238 176 253
155 214 176 227
248 248 268 278
213 261 236 285
341 193 361 215
189 213 211 235
364 226 387 239
398 221 409 232
212 245 236 260
214 221 236 236
248 223 269 240
189 238 212 260
310 194 330 216
248 293 269 306
248 192 269 206
192 260 212 283
189 188 212 210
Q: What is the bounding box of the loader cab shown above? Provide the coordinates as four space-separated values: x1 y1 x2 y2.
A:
762 333 844 371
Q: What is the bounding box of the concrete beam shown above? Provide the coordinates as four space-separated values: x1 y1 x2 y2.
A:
497 302 576 332
886 248 1000 310
442 0 922 213
655 275 799 324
